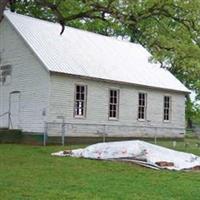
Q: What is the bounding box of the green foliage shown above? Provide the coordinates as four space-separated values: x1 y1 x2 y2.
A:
192 103 200 124
14 0 55 21
186 97 200 126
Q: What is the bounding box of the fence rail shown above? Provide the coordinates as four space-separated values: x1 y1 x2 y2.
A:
44 122 109 146
43 122 185 146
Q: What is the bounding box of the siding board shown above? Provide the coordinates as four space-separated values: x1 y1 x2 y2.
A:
0 19 50 132
49 74 186 137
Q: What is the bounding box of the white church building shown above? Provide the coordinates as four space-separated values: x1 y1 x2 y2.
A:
0 11 189 138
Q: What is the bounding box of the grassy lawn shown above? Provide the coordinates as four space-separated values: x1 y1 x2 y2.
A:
0 139 200 200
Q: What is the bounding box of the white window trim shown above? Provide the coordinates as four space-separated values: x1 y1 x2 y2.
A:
0 64 12 86
137 92 147 121
163 95 172 122
108 89 119 120
74 84 87 119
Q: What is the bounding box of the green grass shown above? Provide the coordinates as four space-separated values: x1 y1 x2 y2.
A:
0 139 200 200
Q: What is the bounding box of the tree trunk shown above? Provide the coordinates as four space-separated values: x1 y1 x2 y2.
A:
187 117 193 129
0 0 10 22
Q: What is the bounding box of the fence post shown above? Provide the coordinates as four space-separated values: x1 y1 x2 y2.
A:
61 122 65 146
57 116 65 146
154 136 157 144
43 123 47 146
173 141 176 148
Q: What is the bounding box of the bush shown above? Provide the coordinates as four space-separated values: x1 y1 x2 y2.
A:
0 129 23 143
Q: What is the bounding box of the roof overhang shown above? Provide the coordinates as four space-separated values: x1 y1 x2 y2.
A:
50 71 191 94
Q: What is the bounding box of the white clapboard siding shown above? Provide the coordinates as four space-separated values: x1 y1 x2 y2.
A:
0 18 50 132
48 74 185 137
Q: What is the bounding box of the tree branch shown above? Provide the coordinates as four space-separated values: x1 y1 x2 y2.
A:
0 0 9 22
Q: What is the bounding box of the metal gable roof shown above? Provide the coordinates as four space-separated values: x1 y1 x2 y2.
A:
4 11 190 93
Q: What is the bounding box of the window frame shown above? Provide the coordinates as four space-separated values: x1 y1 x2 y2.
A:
74 84 87 119
108 89 119 120
163 95 172 122
0 64 12 86
137 92 147 121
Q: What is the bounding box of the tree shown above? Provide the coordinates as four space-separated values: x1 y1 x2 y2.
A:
1 0 200 126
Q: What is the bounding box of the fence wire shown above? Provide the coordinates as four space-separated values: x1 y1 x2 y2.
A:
44 122 110 145
43 122 186 146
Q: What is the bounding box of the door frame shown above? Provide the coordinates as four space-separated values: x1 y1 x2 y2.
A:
8 91 21 129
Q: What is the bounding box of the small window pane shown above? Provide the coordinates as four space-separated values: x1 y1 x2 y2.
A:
163 96 171 121
74 85 87 117
109 89 119 119
138 93 146 120
0 65 12 85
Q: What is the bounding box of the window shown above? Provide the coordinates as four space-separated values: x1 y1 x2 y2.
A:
0 65 12 85
74 85 87 117
138 93 147 120
163 96 171 121
109 89 119 119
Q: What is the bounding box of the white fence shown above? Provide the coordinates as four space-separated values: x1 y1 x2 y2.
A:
43 122 185 146
44 122 109 145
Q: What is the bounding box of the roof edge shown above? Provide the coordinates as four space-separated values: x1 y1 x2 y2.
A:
3 11 50 74
50 71 190 94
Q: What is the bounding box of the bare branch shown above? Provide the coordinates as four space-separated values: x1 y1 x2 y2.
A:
0 0 9 22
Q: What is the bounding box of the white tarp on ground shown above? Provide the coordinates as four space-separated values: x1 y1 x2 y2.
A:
52 140 200 171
